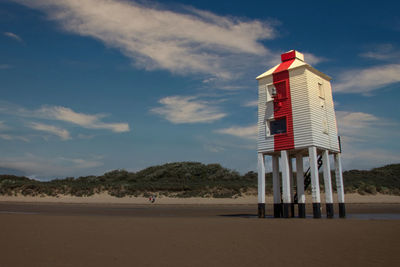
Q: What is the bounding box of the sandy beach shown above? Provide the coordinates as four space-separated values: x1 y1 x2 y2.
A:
0 201 399 267
1 194 400 267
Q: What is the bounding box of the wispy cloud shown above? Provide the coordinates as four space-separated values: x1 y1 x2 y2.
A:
0 134 29 142
0 102 130 134
197 135 256 152
359 44 400 61
215 124 257 140
302 52 326 65
0 121 29 142
337 110 398 144
3 32 23 42
0 153 103 179
203 144 225 153
0 64 12 69
336 111 380 139
29 122 71 140
242 100 258 107
343 148 400 170
334 64 400 94
0 121 9 130
13 0 274 79
336 111 400 169
37 106 129 132
334 44 400 94
151 96 227 124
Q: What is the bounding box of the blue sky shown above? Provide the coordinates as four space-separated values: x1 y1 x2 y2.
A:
1 0 399 180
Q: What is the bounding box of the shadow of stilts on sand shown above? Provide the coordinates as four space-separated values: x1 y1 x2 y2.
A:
219 213 400 220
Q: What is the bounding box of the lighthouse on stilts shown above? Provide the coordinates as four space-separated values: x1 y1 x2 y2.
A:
256 50 345 219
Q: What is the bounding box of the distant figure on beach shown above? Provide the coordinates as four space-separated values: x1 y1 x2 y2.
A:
149 195 156 203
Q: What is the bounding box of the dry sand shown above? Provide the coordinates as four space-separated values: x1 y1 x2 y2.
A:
0 192 399 204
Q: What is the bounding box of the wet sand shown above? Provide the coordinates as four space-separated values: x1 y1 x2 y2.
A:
1 192 399 204
1 202 399 266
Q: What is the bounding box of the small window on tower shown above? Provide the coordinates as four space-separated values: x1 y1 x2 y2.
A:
266 84 276 102
318 82 325 99
266 117 287 136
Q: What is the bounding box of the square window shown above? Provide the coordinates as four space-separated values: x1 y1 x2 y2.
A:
266 117 287 136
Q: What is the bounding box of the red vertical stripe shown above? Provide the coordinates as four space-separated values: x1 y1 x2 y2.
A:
272 59 295 151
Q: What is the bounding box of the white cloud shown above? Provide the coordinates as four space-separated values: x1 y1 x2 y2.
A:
303 52 326 65
0 153 103 179
242 100 258 107
29 122 71 140
215 124 257 140
334 64 400 94
3 32 23 42
336 111 381 139
13 0 274 79
151 96 227 124
59 157 102 169
334 44 400 94
0 102 130 134
38 106 129 132
336 110 398 143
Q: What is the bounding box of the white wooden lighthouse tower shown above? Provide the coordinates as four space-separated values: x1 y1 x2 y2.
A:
256 50 345 219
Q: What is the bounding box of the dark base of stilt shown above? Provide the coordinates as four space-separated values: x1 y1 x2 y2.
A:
283 203 290 218
273 204 281 218
290 203 295 218
326 203 334 218
312 203 321 218
339 203 346 218
298 203 306 218
258 203 265 218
